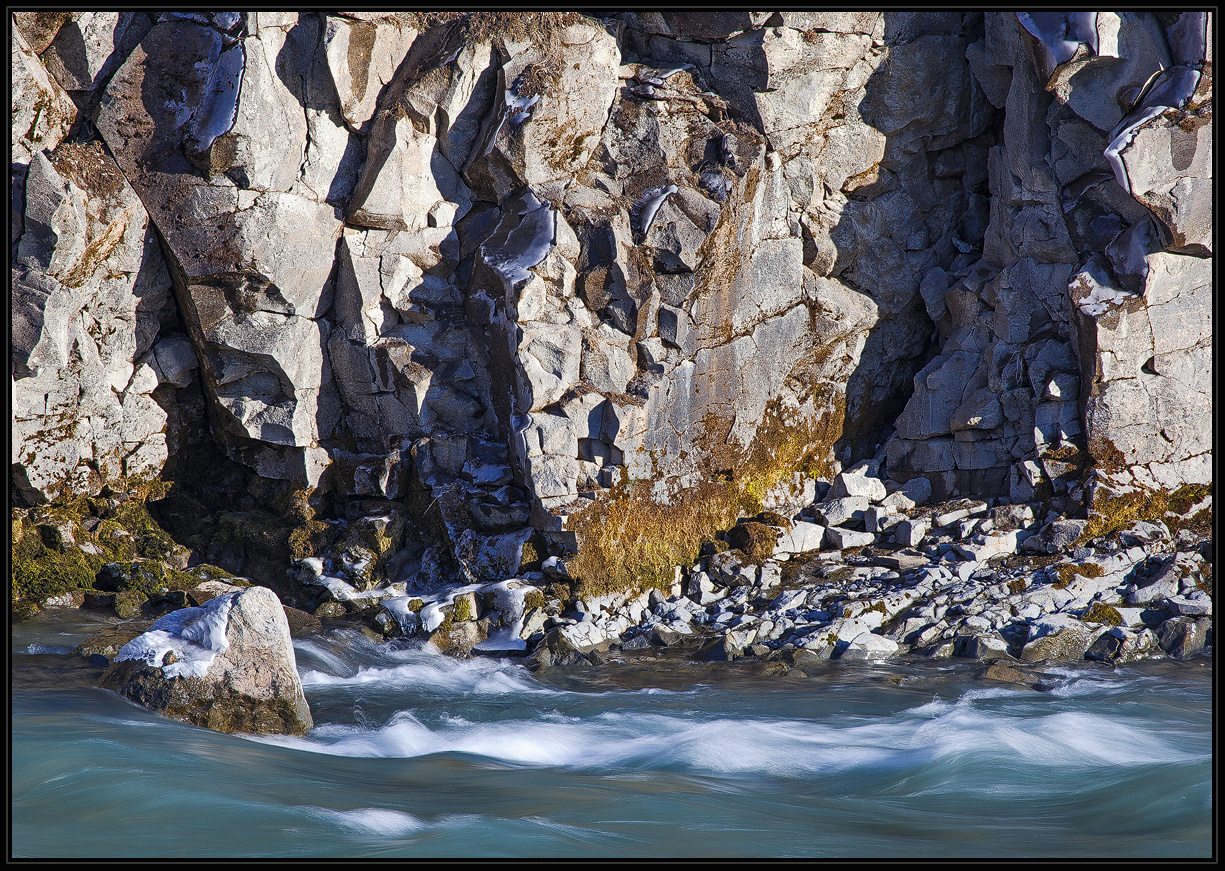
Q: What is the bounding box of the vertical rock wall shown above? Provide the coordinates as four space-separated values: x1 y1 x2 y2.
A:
886 12 1211 509
10 11 1212 593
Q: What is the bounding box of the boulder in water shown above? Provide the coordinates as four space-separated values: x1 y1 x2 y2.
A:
97 586 312 735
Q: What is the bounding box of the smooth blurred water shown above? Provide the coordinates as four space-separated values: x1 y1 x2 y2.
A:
11 612 1213 858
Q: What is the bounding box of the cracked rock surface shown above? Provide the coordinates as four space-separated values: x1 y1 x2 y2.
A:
11 13 1212 687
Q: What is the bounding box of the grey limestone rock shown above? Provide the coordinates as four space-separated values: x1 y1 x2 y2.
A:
10 11 1213 613
97 587 313 735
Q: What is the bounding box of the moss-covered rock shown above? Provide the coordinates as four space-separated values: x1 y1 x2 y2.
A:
726 521 779 559
11 600 41 621
428 620 483 656
754 510 793 531
314 602 346 619
73 620 156 660
113 589 146 619
1081 603 1123 627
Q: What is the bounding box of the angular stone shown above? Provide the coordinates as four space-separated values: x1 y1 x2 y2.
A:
1156 616 1210 659
12 25 77 168
322 15 419 130
894 517 930 548
839 632 900 661
814 496 868 527
826 527 875 550
832 471 887 502
1020 615 1096 663
773 521 826 556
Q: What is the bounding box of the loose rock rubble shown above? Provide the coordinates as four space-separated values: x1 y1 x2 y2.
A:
351 466 1212 668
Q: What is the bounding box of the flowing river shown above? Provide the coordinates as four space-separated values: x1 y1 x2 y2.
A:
12 610 1212 858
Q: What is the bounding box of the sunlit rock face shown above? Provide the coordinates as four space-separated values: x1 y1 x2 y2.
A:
12 12 1210 586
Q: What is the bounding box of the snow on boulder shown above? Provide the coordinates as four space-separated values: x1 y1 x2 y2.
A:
97 586 312 735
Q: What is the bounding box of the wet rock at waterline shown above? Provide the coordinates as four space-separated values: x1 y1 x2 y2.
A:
97 586 313 735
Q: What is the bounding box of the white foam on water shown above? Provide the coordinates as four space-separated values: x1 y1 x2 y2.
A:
298 651 552 696
292 638 362 680
301 806 427 838
1043 669 1135 699
904 688 1208 770
259 682 1207 778
24 643 75 655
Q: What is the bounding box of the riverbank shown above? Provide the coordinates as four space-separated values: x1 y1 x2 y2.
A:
14 466 1213 687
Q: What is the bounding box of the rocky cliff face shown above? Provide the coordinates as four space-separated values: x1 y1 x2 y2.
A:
11 12 1212 596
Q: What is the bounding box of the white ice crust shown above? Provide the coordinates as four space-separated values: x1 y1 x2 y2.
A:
115 592 238 678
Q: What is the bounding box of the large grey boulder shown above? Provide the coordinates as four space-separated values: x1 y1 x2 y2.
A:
98 586 313 735
1074 249 1212 492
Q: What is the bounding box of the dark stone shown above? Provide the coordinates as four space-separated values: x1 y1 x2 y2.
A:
725 521 778 559
620 634 651 650
281 605 322 638
83 592 116 610
648 624 685 647
695 633 739 661
1157 616 1210 659
954 632 1012 661
1085 632 1123 662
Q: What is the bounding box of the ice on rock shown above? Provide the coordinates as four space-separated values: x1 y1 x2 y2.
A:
1104 218 1161 291
1165 12 1208 67
1103 67 1201 193
381 597 421 635
209 12 244 33
115 592 237 679
1069 255 1134 318
635 184 679 241
185 39 246 158
506 87 540 128
159 12 211 25
1017 12 1099 77
480 191 557 288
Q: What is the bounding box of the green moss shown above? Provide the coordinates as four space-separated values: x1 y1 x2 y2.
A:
406 598 425 613
113 590 145 619
1168 483 1211 517
754 510 793 531
1081 603 1123 627
12 544 100 602
1081 487 1169 543
1051 562 1103 590
519 540 541 572
567 479 738 597
1007 578 1027 595
10 474 217 607
288 519 328 561
452 595 475 623
523 589 547 612
12 600 41 621
566 393 842 597
1081 482 1212 544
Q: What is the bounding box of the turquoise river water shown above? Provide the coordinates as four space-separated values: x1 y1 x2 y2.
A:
11 609 1213 858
